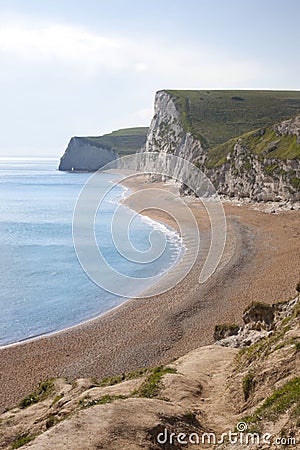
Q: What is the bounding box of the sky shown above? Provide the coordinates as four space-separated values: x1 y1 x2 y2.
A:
0 0 299 157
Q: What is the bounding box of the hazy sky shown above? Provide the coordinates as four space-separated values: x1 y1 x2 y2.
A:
0 0 299 157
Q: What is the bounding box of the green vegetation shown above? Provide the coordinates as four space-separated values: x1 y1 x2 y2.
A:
19 380 54 409
243 301 274 315
243 377 300 427
51 393 64 406
293 303 300 318
237 328 291 367
244 129 300 159
242 373 256 400
205 122 300 169
45 414 58 429
133 366 177 399
166 90 300 149
99 367 150 387
214 323 239 340
80 394 127 408
85 127 148 156
11 433 38 449
77 365 177 408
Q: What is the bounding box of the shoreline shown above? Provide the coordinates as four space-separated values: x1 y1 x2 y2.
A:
1 176 300 412
0 175 184 350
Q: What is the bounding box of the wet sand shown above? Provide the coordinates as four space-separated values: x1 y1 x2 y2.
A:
1 177 300 412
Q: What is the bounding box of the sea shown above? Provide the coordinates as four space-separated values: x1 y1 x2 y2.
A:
0 158 182 346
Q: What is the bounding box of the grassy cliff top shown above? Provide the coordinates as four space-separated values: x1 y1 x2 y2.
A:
85 127 148 156
165 90 300 148
206 123 300 168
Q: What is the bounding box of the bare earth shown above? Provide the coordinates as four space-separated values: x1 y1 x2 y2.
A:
1 177 300 413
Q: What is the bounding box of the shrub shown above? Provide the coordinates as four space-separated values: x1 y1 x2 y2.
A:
19 380 54 409
11 433 37 449
134 366 176 399
242 373 256 401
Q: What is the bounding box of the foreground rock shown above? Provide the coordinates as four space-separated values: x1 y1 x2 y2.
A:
1 293 299 449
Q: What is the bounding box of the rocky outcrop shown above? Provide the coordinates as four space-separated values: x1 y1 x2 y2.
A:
274 115 300 142
215 296 299 348
59 137 117 172
1 295 298 449
205 137 300 202
142 91 300 202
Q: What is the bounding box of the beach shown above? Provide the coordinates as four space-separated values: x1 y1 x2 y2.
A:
1 176 300 412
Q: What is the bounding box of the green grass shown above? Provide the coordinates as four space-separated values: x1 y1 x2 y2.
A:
11 433 38 449
85 127 148 156
214 323 239 340
293 303 300 318
133 366 177 399
51 393 64 406
205 122 300 168
165 90 300 150
272 336 300 353
242 373 256 401
242 301 274 315
79 394 128 408
243 377 300 426
19 380 54 409
99 367 150 387
236 326 291 367
107 127 149 137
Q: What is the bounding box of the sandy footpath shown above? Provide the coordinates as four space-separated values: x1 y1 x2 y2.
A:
0 176 300 412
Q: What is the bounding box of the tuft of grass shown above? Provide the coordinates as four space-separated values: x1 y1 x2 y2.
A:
134 366 177 399
99 367 150 387
272 337 300 353
243 301 274 315
242 377 300 426
80 395 127 408
19 380 54 409
214 323 239 340
293 305 300 318
45 414 58 429
51 393 64 406
242 373 256 401
11 433 38 449
294 342 300 352
236 325 292 368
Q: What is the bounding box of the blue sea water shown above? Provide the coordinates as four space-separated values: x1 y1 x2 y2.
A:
0 158 182 346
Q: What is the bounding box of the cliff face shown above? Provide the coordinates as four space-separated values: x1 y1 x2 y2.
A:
144 91 204 162
59 137 117 172
206 137 300 202
143 91 300 202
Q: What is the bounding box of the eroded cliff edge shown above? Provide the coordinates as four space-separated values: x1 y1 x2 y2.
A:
59 137 117 172
59 127 148 172
142 90 300 202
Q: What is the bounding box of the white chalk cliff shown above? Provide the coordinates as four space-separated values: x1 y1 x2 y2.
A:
59 137 117 172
